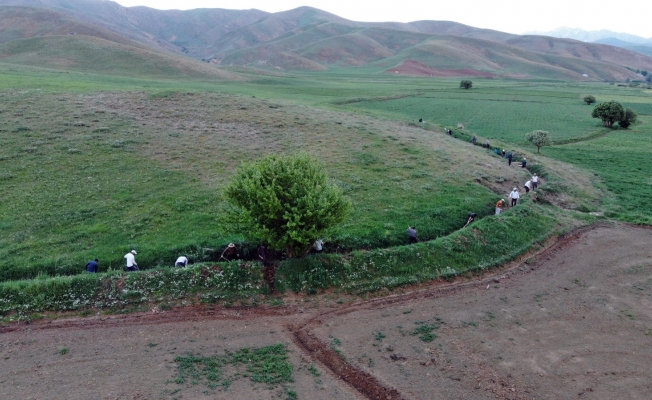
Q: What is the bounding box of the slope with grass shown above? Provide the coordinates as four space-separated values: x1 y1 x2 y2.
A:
0 72 575 282
342 79 652 224
0 6 135 46
0 35 243 79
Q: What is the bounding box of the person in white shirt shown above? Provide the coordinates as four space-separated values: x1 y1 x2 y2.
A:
509 188 520 207
175 255 188 267
524 180 532 193
532 174 539 190
313 239 324 252
124 250 138 271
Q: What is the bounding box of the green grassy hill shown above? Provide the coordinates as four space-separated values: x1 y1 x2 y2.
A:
0 6 134 45
0 35 243 79
1 69 586 281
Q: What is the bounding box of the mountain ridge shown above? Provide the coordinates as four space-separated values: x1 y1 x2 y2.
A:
0 1 651 81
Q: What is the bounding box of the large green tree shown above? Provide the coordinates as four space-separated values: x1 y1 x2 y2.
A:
592 101 624 128
525 130 552 153
224 153 351 259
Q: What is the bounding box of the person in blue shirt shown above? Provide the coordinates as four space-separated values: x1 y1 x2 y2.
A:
85 259 99 273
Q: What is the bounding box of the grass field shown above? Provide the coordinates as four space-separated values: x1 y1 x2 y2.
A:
0 63 646 304
339 78 652 224
1 68 534 280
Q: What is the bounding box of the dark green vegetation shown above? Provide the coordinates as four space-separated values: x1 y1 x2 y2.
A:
225 153 351 258
460 80 472 89
174 344 294 393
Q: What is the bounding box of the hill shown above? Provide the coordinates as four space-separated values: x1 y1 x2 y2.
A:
0 6 134 45
1 1 652 80
0 35 243 79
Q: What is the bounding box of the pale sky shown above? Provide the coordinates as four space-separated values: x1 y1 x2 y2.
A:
113 0 652 38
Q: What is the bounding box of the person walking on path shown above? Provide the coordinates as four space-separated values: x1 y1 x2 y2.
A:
124 250 138 272
509 188 520 207
524 180 532 193
175 255 188 267
495 199 505 215
501 149 506 158
472 136 477 145
220 243 240 261
532 173 539 190
507 152 513 166
85 259 99 273
407 227 418 244
521 157 527 168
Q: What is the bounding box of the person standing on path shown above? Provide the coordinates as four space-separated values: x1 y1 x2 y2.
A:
85 259 99 273
124 250 138 272
175 255 188 267
472 136 477 145
521 157 527 168
495 199 505 215
509 188 520 207
407 227 418 244
507 152 513 166
532 173 539 190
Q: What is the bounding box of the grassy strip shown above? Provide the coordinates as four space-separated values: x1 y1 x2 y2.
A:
0 262 261 315
277 201 562 293
0 202 569 315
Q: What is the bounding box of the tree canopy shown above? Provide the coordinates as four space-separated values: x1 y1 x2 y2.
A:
224 153 351 258
619 108 637 129
525 130 552 153
460 80 472 89
583 95 596 105
592 101 624 128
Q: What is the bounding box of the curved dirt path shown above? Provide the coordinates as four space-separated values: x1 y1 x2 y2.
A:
1 223 652 399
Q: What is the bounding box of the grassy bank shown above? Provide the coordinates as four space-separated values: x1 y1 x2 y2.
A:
0 201 577 317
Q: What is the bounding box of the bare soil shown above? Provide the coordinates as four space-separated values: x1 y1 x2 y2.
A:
2 223 652 399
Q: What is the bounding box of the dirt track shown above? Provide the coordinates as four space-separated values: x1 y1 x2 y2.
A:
2 223 652 399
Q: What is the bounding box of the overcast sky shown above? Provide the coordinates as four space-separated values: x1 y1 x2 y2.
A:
113 0 652 38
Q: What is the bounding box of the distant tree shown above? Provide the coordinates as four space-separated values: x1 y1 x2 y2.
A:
641 70 648 76
592 101 625 128
583 95 596 105
224 153 351 290
618 108 637 128
460 80 473 89
525 130 552 153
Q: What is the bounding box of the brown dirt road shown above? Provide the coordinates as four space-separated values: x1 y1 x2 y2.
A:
2 223 652 399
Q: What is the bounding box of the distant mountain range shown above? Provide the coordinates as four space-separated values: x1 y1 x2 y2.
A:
528 27 652 59
528 27 652 45
1 0 651 81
